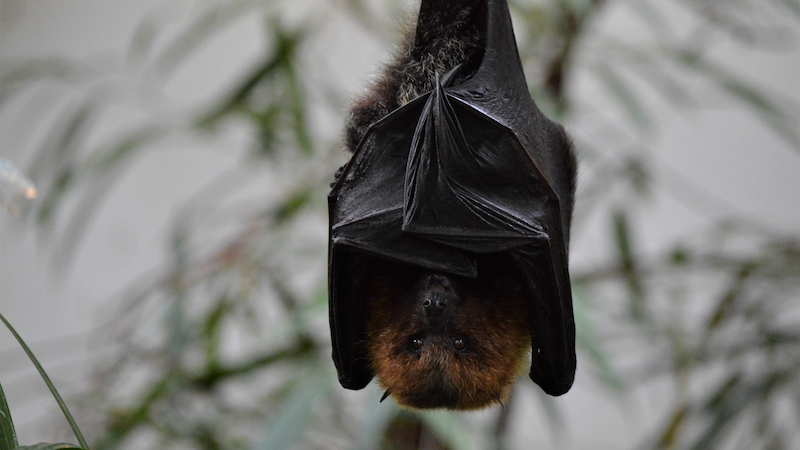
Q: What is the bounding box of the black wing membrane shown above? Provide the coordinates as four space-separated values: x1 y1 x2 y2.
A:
329 0 576 396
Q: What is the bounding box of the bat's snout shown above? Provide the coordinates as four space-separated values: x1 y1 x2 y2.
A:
423 296 448 317
419 273 459 319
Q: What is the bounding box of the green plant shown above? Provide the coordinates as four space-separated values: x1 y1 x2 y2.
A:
1 313 87 450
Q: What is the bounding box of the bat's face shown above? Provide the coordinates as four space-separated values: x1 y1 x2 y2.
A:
364 257 531 410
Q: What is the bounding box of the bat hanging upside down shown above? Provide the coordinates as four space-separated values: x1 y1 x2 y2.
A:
328 0 577 410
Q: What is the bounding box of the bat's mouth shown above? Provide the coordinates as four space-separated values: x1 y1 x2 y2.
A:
401 374 462 409
416 272 463 319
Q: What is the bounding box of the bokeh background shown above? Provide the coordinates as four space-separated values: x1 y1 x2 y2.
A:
1 0 798 449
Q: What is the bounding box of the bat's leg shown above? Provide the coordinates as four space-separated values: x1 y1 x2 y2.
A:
344 0 488 153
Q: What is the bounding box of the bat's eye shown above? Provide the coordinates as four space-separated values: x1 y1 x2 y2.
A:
410 337 424 351
453 337 467 352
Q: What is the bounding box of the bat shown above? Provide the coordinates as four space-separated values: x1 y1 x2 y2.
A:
328 0 577 410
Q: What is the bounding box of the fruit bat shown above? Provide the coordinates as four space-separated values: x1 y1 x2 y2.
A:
328 0 577 410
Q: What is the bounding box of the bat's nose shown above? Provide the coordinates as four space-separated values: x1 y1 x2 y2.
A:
423 296 448 317
421 274 454 317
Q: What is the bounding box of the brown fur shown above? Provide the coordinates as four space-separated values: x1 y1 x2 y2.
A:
364 257 531 410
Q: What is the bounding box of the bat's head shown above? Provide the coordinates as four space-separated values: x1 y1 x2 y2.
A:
364 256 531 410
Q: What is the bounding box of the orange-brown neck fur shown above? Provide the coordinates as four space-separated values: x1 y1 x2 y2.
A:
364 257 531 410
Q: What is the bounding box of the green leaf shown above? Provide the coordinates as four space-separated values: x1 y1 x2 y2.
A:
16 444 83 450
705 263 754 332
28 100 97 186
272 187 312 224
31 100 97 227
0 58 92 106
196 55 286 129
0 314 89 450
284 64 312 155
655 405 688 449
0 383 19 449
36 167 74 225
613 211 646 322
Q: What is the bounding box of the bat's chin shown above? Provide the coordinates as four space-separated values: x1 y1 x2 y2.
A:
390 366 469 410
387 377 508 411
371 338 525 410
390 373 493 410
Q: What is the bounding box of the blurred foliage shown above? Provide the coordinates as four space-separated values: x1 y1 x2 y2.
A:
1 0 798 449
0 313 88 449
